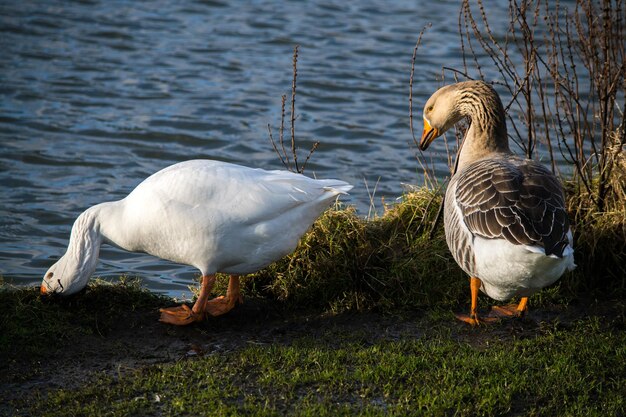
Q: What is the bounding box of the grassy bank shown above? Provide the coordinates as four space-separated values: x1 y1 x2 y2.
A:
13 307 626 416
2 186 626 416
248 189 466 313
245 186 626 313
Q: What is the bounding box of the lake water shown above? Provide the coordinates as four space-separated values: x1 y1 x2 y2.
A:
1 0 533 297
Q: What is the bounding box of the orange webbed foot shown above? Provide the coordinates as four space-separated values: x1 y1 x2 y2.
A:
488 304 526 320
488 298 528 319
489 304 522 318
203 294 242 317
455 313 498 326
159 304 204 326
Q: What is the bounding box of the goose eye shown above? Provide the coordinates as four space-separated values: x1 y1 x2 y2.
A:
46 272 54 280
427 105 434 112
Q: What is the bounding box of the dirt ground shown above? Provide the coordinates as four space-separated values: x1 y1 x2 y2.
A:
0 297 611 416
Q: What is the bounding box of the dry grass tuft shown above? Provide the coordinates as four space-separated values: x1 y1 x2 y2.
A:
235 182 626 313
246 190 466 313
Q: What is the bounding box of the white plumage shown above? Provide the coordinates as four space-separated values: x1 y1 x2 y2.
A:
471 233 575 301
41 160 352 307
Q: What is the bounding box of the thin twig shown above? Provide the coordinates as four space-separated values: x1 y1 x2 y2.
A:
267 124 287 167
409 23 432 148
409 23 435 186
441 66 474 80
268 45 320 174
364 176 381 219
279 94 291 169
290 45 299 173
300 141 320 174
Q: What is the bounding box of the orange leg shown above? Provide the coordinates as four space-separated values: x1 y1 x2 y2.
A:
490 297 529 318
204 275 243 317
159 275 216 325
456 277 497 326
517 297 529 315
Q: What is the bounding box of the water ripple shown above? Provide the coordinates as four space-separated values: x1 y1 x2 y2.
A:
1 0 527 296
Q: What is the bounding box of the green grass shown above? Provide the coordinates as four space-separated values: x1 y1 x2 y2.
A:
3 186 626 417
0 277 166 361
23 316 626 417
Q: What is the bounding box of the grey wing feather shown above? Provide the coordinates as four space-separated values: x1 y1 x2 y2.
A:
454 157 570 257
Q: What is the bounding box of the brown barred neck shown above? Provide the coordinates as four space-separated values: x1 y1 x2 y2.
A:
455 81 510 156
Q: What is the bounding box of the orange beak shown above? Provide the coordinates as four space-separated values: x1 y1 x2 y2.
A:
40 284 48 295
419 118 439 151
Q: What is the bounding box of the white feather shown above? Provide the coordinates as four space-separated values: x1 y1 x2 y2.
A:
472 235 575 301
42 160 352 295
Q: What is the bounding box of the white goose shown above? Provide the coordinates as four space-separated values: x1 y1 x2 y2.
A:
419 81 575 325
40 159 352 325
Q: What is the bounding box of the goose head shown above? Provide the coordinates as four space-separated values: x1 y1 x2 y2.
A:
41 208 102 296
419 80 509 157
419 83 463 151
41 255 91 296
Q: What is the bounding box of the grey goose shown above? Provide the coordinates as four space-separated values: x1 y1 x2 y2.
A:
419 80 575 325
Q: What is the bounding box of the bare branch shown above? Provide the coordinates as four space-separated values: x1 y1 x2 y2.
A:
267 124 287 168
267 45 320 175
280 94 291 170
290 45 299 173
409 23 432 149
300 141 320 174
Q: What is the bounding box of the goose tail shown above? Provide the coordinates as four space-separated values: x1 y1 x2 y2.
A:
321 180 353 195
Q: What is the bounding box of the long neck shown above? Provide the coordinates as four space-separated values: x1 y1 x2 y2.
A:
62 205 104 291
94 200 133 251
455 82 510 170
